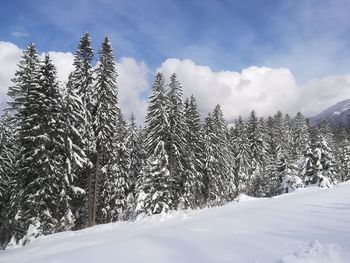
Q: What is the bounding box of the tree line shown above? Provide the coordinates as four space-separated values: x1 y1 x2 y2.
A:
0 33 349 249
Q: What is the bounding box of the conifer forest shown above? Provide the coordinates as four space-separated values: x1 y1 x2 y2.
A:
1 33 350 249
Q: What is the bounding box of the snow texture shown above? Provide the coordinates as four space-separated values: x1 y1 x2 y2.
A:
1 182 350 263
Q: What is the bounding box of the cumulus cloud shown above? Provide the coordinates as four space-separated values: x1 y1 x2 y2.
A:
158 58 350 121
1 41 350 123
158 59 299 121
0 41 22 107
44 51 75 84
117 57 149 123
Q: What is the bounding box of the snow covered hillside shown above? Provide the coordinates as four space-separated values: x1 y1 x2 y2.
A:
1 183 350 263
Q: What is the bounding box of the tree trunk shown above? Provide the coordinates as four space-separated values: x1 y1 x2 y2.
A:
92 149 101 226
87 165 94 227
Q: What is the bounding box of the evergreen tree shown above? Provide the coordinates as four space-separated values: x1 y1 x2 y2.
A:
138 73 175 215
144 73 169 157
334 126 350 182
125 114 145 219
264 116 280 196
100 109 130 222
312 121 337 187
7 44 39 120
69 33 95 228
0 112 18 247
212 105 234 200
136 141 172 216
183 96 204 208
7 44 40 242
246 110 265 195
91 37 119 225
63 74 88 229
10 54 72 244
167 74 187 209
231 116 251 193
202 106 231 206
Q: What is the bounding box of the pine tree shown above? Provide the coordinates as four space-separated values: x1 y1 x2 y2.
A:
63 74 88 229
69 33 95 228
125 114 145 219
292 113 311 156
291 112 310 177
6 44 40 243
100 109 130 222
183 96 204 208
312 121 337 187
212 105 234 200
167 74 187 209
0 112 18 247
136 141 172 216
7 44 39 120
334 127 350 182
246 110 265 195
144 73 169 157
91 37 119 225
10 54 72 244
271 112 288 195
140 73 174 215
231 116 251 193
202 106 231 207
261 116 275 194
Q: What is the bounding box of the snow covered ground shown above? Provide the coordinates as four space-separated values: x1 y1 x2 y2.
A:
1 182 350 263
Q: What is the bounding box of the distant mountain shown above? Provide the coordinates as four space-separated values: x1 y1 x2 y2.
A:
310 99 350 128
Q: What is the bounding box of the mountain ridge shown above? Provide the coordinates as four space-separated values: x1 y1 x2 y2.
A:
310 99 350 127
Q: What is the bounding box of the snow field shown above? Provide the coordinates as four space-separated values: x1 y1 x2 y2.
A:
1 182 350 263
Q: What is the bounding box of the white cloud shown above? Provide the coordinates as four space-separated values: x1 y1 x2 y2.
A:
1 41 350 123
158 59 299 121
11 31 29 38
41 51 75 85
158 58 350 121
0 41 22 106
117 57 149 123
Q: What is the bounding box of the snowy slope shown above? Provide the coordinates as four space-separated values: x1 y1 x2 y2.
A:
1 183 350 263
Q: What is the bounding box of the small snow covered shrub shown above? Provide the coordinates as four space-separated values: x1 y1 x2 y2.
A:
280 172 304 194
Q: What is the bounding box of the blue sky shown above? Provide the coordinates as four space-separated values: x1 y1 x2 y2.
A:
1 0 350 122
1 0 349 82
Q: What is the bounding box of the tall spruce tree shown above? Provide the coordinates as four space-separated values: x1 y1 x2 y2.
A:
246 110 265 195
212 105 234 200
0 112 18 247
100 109 130 222
167 74 187 209
144 73 169 157
91 37 119 225
334 126 350 182
202 106 231 207
125 114 145 219
7 44 40 243
10 54 72 244
231 116 251 193
183 96 204 208
63 74 88 229
312 121 337 186
69 33 95 228
138 73 174 215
